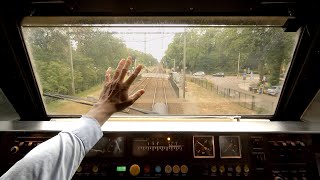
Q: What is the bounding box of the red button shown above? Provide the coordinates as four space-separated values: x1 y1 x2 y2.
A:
144 165 150 174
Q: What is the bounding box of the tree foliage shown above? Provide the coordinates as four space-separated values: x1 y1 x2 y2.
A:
162 28 297 85
24 27 158 97
127 49 158 67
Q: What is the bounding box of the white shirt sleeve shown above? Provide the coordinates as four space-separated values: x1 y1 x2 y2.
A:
0 116 103 180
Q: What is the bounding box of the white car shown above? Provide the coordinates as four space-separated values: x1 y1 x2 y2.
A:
266 86 282 96
193 71 205 76
212 72 225 77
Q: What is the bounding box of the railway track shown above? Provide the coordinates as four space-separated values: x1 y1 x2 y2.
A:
126 64 181 115
128 77 150 96
152 79 168 114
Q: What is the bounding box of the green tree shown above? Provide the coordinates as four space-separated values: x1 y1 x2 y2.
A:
163 27 297 84
127 48 158 68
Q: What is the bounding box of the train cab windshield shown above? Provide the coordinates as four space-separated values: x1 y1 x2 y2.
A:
2 1 320 179
20 16 300 117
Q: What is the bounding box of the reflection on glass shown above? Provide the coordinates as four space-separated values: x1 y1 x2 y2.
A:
21 20 300 116
86 137 125 157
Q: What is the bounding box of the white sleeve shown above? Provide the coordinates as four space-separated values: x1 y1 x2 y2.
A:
0 116 103 180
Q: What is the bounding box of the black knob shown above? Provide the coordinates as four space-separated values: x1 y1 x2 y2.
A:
10 146 19 154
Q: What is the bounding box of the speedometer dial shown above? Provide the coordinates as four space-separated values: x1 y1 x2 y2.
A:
219 136 241 158
193 136 215 158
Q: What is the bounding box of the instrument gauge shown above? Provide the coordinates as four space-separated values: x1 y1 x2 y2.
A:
193 136 215 158
219 136 241 158
86 137 125 157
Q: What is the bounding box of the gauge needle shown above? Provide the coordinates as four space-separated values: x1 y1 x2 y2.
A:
224 143 233 152
115 140 121 151
197 141 208 150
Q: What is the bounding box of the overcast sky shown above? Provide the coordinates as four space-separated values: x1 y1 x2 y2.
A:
111 27 185 61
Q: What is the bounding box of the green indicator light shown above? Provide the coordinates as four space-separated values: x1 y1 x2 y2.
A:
117 166 126 172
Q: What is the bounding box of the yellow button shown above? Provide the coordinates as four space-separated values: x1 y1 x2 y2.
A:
129 164 140 176
173 165 180 174
180 165 188 174
235 165 241 173
219 165 225 173
92 165 99 173
76 166 82 173
165 165 172 173
244 165 250 173
211 165 217 173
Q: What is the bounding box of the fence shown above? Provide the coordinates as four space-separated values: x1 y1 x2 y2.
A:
188 77 256 111
169 75 180 98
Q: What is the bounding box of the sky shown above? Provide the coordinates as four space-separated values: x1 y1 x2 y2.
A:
110 26 185 61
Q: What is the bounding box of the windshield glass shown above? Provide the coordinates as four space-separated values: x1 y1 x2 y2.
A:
21 17 300 116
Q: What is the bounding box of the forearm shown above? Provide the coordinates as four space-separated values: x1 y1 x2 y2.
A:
84 104 114 126
0 117 103 180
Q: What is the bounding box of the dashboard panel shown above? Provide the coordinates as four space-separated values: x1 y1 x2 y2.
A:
1 120 320 179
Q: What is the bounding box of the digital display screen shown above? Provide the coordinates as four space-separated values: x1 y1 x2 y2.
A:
219 136 241 158
193 136 215 158
86 137 125 157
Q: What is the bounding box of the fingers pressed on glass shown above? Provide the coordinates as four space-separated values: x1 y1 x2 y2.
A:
100 67 112 98
129 89 145 102
105 67 112 83
99 83 108 99
119 57 132 82
125 64 143 86
113 59 126 80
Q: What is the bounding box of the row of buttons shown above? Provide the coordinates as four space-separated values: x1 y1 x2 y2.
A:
10 141 43 154
75 164 188 175
210 165 249 173
269 141 306 147
129 164 189 176
76 164 250 176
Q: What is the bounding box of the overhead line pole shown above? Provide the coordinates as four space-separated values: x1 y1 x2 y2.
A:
237 51 241 78
183 30 187 99
68 27 75 95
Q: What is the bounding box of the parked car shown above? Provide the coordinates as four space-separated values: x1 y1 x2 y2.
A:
193 71 205 76
266 86 281 96
212 72 225 77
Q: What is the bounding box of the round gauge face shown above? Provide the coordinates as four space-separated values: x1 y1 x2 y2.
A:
193 136 215 158
219 136 241 158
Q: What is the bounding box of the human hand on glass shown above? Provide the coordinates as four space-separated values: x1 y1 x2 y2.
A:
85 56 145 126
